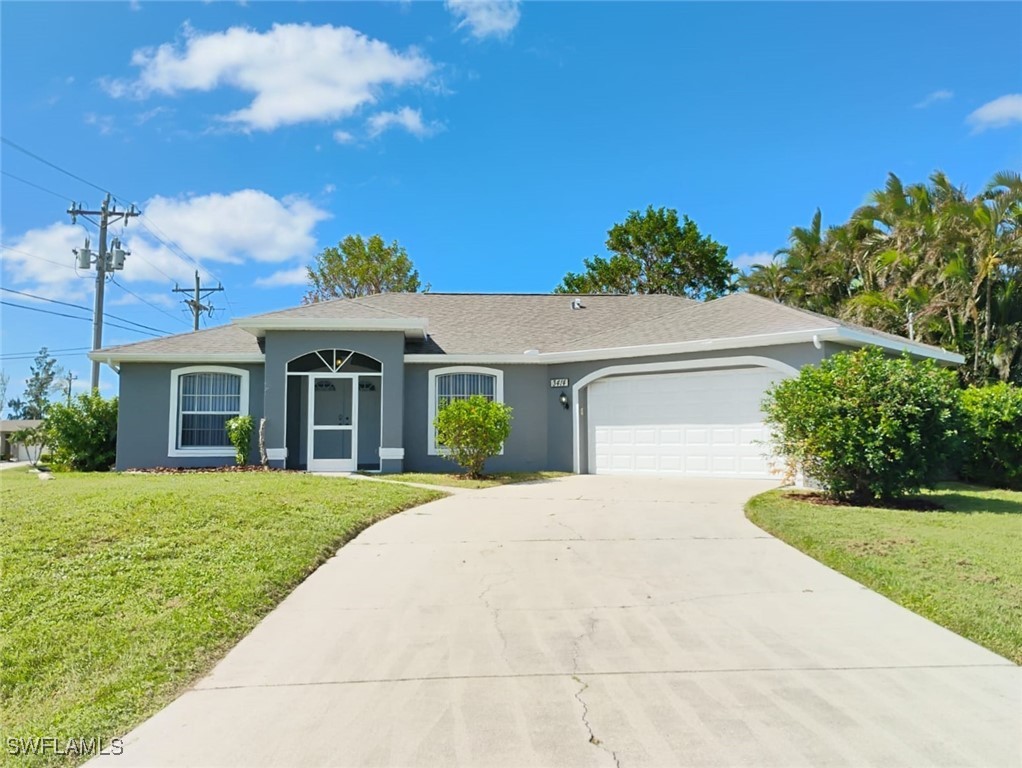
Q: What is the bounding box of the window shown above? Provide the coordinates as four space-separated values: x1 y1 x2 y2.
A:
427 366 504 455
168 366 250 457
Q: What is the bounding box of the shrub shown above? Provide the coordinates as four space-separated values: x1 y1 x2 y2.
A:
225 415 254 466
960 383 1022 489
45 393 118 472
764 347 962 505
434 395 513 478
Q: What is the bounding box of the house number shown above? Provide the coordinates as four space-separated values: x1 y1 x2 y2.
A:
549 378 569 388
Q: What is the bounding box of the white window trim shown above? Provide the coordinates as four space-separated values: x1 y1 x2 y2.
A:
168 365 251 458
427 366 504 456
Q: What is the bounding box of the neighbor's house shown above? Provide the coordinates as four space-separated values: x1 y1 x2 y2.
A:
89 293 963 477
0 419 43 462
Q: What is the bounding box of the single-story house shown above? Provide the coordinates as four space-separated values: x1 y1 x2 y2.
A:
0 419 43 462
90 292 963 477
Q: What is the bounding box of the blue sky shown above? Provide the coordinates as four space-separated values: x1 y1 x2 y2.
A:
1 1 1020 400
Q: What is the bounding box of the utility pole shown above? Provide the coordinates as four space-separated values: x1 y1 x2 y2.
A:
63 371 77 405
69 194 138 390
173 271 224 331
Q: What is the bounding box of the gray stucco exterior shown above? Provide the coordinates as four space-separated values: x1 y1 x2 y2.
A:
114 341 827 473
261 330 406 471
116 362 264 471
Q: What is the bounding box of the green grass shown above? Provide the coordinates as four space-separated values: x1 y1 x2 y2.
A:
746 483 1022 664
0 469 442 767
363 470 571 489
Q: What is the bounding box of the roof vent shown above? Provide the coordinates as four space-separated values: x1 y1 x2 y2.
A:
570 298 586 310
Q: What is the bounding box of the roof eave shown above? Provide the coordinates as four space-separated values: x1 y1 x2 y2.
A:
233 316 429 339
87 352 265 366
405 327 964 365
821 327 965 365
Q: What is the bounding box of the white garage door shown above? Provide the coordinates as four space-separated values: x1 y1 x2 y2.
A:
587 368 784 478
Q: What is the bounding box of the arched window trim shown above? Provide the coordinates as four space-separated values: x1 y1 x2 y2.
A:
427 366 504 456
168 365 250 458
286 349 383 374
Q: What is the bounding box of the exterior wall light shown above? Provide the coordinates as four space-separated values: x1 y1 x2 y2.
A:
559 391 570 410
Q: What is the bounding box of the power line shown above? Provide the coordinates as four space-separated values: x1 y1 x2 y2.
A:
111 277 191 328
1 136 115 197
1 170 76 203
0 346 91 357
0 300 161 337
0 243 77 271
0 350 91 361
1 286 172 335
3 137 236 318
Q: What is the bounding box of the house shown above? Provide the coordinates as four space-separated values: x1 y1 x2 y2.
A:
89 293 963 477
0 419 43 462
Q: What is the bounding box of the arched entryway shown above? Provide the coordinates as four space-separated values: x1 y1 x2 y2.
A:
284 350 383 472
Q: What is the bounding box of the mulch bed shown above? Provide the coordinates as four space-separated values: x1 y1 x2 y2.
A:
783 491 944 511
125 466 299 474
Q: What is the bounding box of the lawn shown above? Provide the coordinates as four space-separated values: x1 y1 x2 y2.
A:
0 469 442 767
746 483 1022 664
364 470 571 489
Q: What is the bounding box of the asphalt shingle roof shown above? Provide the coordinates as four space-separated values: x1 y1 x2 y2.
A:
95 291 949 359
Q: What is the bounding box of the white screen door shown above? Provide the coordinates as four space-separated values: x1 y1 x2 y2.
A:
307 375 358 472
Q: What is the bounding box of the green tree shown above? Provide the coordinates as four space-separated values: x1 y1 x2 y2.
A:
742 170 1022 384
556 206 736 299
764 348 962 505
6 348 62 420
45 392 118 471
304 234 423 303
434 395 513 478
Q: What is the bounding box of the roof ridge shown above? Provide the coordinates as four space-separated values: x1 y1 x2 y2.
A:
554 299 708 350
353 293 428 319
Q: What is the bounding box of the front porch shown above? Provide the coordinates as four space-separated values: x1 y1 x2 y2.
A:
283 349 384 472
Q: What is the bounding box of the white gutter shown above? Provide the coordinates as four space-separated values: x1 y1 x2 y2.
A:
233 316 428 339
405 327 964 366
88 352 265 365
90 325 964 367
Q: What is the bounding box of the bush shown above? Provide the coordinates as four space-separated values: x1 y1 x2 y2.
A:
225 415 254 467
960 383 1022 489
764 347 961 504
45 393 118 472
434 395 513 478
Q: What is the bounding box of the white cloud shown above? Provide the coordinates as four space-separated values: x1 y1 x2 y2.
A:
2 223 93 301
914 89 953 109
322 183 336 194
104 23 434 131
445 0 521 39
731 251 774 272
366 106 440 138
967 94 1022 132
253 264 309 288
84 112 116 135
138 190 330 267
2 190 329 299
333 129 355 144
135 106 171 125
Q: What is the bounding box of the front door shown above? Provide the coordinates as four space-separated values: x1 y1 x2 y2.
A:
307 374 357 472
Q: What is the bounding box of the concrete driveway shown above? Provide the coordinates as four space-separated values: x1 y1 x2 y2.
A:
95 476 1020 767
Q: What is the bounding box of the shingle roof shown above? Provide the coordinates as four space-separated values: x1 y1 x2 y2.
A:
94 291 954 360
361 293 695 354
96 323 262 358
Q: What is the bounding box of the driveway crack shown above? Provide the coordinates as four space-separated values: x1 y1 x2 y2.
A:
572 675 621 768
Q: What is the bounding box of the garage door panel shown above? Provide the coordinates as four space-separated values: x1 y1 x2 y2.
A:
588 368 783 479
